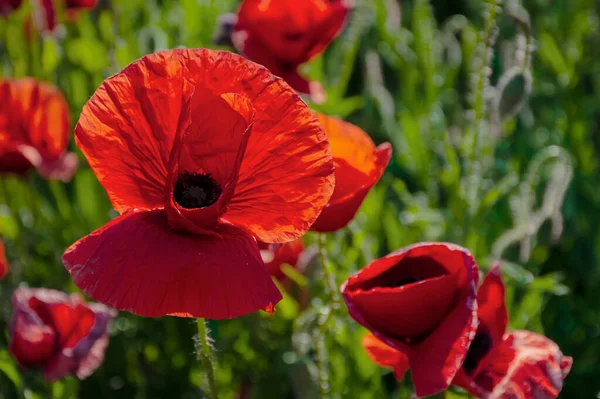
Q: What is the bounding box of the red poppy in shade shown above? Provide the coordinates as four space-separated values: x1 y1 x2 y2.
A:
0 78 78 181
233 0 351 101
311 114 391 232
0 0 22 16
259 239 304 281
63 49 335 320
360 266 572 398
342 242 479 397
9 288 115 381
0 239 8 279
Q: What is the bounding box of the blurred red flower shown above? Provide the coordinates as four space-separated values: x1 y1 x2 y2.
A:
63 49 334 320
259 240 304 281
342 242 479 397
311 114 391 232
9 288 115 381
32 0 96 33
0 78 78 181
360 266 573 398
0 239 8 279
233 0 351 102
0 0 21 16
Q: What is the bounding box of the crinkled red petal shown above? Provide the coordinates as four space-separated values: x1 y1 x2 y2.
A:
77 49 333 242
62 209 282 319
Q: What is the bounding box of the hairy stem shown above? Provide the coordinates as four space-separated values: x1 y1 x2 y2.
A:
196 318 218 399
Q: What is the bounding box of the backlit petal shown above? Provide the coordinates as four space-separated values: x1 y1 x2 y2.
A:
362 333 410 381
63 209 282 319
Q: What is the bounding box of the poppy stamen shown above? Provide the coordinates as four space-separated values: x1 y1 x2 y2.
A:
174 171 222 209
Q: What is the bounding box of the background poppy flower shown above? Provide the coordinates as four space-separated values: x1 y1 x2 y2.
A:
0 78 78 181
9 288 115 381
259 239 304 281
63 49 335 320
311 114 391 232
0 0 21 16
360 266 572 398
233 0 351 100
31 0 96 33
342 242 479 397
0 239 8 280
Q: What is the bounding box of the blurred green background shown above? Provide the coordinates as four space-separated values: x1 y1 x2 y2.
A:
0 0 599 398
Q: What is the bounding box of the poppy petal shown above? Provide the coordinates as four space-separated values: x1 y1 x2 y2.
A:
0 0 23 17
164 88 255 233
460 331 572 399
362 333 409 381
259 239 304 280
77 49 334 242
311 115 391 232
75 53 193 213
63 209 282 319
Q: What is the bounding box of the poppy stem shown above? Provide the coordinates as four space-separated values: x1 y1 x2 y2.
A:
196 318 219 399
317 233 339 303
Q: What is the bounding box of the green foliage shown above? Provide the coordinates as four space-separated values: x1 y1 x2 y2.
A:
0 0 599 398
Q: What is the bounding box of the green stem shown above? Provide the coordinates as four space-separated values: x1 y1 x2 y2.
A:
196 318 218 399
317 233 339 304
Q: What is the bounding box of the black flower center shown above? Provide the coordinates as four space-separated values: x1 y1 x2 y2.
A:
392 276 423 287
462 330 493 374
173 171 222 209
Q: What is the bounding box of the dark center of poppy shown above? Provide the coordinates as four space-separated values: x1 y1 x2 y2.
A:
462 330 493 375
284 32 305 41
173 171 222 209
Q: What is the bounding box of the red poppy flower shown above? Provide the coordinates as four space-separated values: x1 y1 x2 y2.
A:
259 239 304 281
31 0 96 33
359 266 572 398
311 114 391 232
9 288 115 381
233 0 351 101
0 78 78 181
0 239 8 280
63 49 335 320
342 242 479 397
66 0 96 8
0 0 21 16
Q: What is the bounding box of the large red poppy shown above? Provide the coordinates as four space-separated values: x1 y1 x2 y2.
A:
0 239 8 280
0 0 21 16
9 288 115 381
259 239 304 281
360 267 572 398
342 242 479 397
0 78 77 181
311 114 391 232
63 49 335 320
233 0 351 100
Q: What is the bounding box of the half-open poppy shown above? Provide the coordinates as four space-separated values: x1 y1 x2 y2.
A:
0 239 8 280
9 288 115 381
359 266 572 398
342 242 479 397
233 0 351 101
0 0 21 16
63 49 335 320
259 240 304 281
0 78 77 181
311 114 391 232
